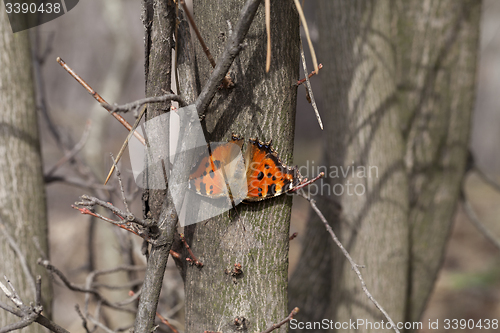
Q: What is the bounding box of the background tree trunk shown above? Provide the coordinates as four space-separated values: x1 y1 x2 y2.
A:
398 0 481 324
0 6 51 332
289 0 481 332
182 1 299 332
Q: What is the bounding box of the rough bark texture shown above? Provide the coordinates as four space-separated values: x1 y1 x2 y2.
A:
183 1 299 333
289 1 481 332
0 5 51 332
398 0 482 324
135 1 176 332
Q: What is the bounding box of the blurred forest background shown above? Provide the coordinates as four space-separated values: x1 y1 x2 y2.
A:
29 0 500 331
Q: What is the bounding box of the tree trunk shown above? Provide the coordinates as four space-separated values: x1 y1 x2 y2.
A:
0 6 51 332
398 0 481 324
183 1 299 332
135 1 176 332
289 1 481 332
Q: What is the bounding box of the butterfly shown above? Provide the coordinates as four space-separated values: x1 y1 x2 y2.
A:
188 134 305 202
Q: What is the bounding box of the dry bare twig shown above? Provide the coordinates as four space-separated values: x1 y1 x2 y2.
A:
45 120 92 177
259 307 299 333
37 259 137 314
460 163 500 252
297 63 323 86
104 104 148 185
299 36 323 130
195 0 263 115
179 0 234 89
293 0 318 73
56 57 146 145
474 165 500 193
102 94 186 113
265 0 271 72
298 193 401 333
0 276 70 333
0 221 36 297
156 311 179 333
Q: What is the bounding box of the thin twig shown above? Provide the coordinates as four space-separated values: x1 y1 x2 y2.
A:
104 104 147 185
156 312 179 333
37 259 136 314
45 120 92 177
115 287 142 307
111 154 131 214
0 279 22 308
290 172 324 193
259 307 299 333
299 37 323 130
293 0 318 73
0 312 38 333
0 277 71 333
265 0 271 73
180 233 203 267
179 0 233 89
0 222 36 297
474 165 500 193
86 315 116 333
462 195 500 252
0 300 23 317
180 0 215 68
299 193 400 333
75 305 91 333
56 57 146 145
44 174 114 191
297 63 323 85
35 276 42 308
195 0 263 115
74 195 151 228
103 94 186 113
92 279 143 290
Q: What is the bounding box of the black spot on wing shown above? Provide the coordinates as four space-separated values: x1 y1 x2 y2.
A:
257 172 264 180
200 182 206 195
283 181 292 192
267 184 276 196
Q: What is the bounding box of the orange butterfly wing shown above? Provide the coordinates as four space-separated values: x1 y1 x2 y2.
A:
188 135 244 198
243 139 303 202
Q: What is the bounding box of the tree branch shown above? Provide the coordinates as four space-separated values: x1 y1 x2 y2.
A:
0 277 71 333
259 307 299 333
102 94 186 113
194 0 263 115
37 259 137 314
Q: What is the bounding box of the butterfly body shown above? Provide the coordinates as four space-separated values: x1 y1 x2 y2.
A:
188 134 304 202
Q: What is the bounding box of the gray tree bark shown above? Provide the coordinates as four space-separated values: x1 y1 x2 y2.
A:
0 5 51 333
289 1 481 332
182 1 300 333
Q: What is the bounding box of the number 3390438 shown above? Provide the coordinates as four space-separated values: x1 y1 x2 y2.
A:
444 319 498 330
5 2 61 14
